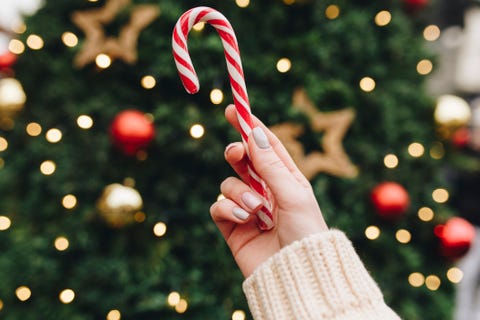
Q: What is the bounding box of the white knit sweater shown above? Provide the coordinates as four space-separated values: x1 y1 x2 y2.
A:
243 230 400 320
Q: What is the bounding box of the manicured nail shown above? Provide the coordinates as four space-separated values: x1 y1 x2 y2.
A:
252 127 270 149
224 143 237 157
242 192 263 210
233 207 250 221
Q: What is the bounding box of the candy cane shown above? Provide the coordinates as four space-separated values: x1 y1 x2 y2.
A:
172 6 274 230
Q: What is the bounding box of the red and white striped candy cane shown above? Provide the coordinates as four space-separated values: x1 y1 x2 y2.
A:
172 6 274 230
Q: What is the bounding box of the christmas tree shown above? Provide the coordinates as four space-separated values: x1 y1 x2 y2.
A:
0 0 462 319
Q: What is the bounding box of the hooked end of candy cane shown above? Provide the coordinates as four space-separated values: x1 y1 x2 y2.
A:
180 76 200 94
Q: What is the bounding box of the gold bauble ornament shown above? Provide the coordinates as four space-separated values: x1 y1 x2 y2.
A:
0 77 26 116
97 183 143 228
435 95 471 127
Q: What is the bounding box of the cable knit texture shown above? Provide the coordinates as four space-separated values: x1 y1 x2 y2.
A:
243 230 400 320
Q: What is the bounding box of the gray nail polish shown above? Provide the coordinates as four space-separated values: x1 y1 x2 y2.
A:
252 127 270 149
242 192 263 210
233 207 250 221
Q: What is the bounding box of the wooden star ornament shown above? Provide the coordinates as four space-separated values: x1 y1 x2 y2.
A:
270 88 358 179
71 0 159 68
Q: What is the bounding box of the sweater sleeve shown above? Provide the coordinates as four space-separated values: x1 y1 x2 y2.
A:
242 230 400 320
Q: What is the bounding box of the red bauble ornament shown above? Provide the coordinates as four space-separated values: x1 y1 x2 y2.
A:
110 110 155 155
404 0 429 12
371 182 410 219
451 127 470 148
0 51 17 69
435 217 475 260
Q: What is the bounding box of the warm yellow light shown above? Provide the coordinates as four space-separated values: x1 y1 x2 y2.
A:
232 310 246 320
217 193 225 201
175 299 188 313
26 34 44 50
425 275 441 291
325 5 340 19
190 124 205 139
0 137 8 152
193 22 205 31
141 75 156 89
446 267 463 284
408 142 425 157
384 154 398 168
62 32 78 47
46 128 62 143
16 286 32 301
96 54 111 69
55 236 69 251
0 216 12 231
210 88 224 104
77 115 94 129
236 0 250 8
0 299 3 310
0 158 4 169
9 39 25 54
435 95 471 126
417 59 433 75
424 25 441 41
59 289 75 304
283 0 295 4
408 272 425 287
276 58 292 73
134 211 146 222
153 222 167 237
62 194 77 209
40 160 56 175
167 291 181 306
359 77 375 92
418 207 434 222
430 142 445 160
365 226 380 240
432 188 449 203
395 229 412 244
375 11 391 26
26 122 42 136
107 309 121 320
12 23 26 34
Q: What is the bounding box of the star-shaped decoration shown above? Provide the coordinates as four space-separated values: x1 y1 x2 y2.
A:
270 88 358 179
71 0 159 68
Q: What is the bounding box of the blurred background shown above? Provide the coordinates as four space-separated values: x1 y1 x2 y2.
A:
0 0 479 319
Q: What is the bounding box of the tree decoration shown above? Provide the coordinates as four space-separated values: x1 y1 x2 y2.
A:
435 217 476 260
403 0 429 12
97 183 143 228
0 77 26 118
370 182 410 219
110 109 155 156
271 88 357 179
451 127 470 148
71 0 159 68
0 51 16 69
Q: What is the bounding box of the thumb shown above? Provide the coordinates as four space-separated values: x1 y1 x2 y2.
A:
248 127 297 200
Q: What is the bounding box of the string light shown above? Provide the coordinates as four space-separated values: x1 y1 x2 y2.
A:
0 216 12 231
383 154 398 168
153 222 167 237
232 310 246 320
190 124 205 139
236 0 250 8
134 211 146 222
175 299 188 313
46 128 63 143
193 22 205 31
16 286 32 301
210 88 224 104
325 5 340 19
40 160 56 175
12 23 26 34
0 158 4 169
62 194 77 209
408 142 424 157
430 142 445 159
359 77 375 92
276 58 292 73
95 54 111 69
418 207 434 222
26 122 42 136
365 226 380 240
283 0 295 5
61 32 78 47
423 25 441 41
425 275 441 291
9 39 25 54
141 75 156 89
26 34 44 50
0 137 8 152
417 59 433 75
446 267 463 283
59 289 75 304
77 115 93 129
432 188 449 203
408 272 425 287
0 299 3 310
107 310 121 320
375 11 391 26
54 236 69 251
395 229 412 244
167 291 181 306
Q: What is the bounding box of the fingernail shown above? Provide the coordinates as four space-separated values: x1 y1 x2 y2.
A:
242 192 263 210
252 127 270 149
224 143 237 157
233 207 250 221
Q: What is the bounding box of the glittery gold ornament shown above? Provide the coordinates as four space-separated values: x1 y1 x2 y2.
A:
97 183 143 228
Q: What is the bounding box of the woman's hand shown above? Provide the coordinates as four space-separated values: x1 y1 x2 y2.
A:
210 105 328 277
